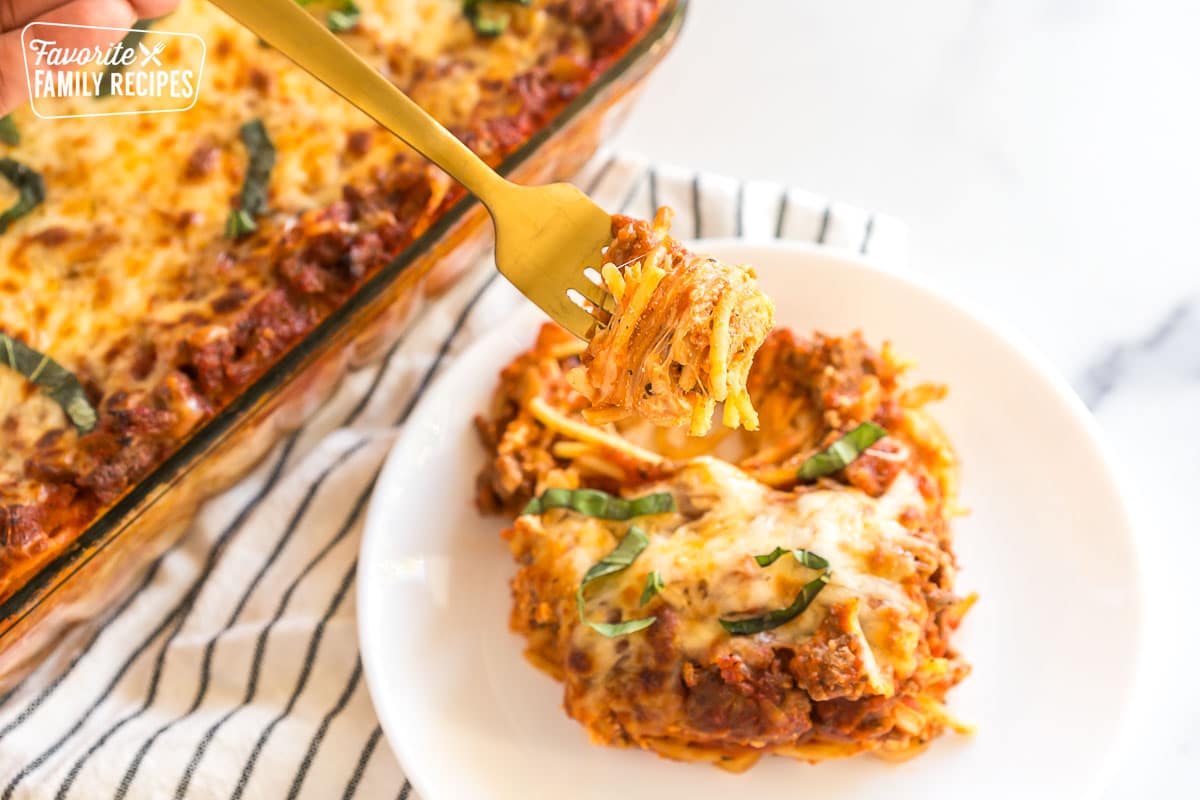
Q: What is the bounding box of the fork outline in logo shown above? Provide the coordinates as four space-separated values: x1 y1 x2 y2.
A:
138 41 166 67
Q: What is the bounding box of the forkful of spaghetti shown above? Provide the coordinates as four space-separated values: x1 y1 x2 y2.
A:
208 0 774 438
567 207 775 437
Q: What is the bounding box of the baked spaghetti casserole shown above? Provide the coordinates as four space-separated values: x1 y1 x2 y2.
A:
0 0 668 604
477 322 974 770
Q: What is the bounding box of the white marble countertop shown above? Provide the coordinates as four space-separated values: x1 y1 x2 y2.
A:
614 1 1197 795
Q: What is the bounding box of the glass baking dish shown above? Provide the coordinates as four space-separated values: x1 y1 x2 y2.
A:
0 0 687 690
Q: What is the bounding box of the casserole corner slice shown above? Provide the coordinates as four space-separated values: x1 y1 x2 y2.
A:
507 456 974 771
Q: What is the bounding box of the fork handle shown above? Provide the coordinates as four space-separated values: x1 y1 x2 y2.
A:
208 0 510 208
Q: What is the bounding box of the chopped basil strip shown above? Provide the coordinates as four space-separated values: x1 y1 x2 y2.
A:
0 159 45 234
797 421 887 481
753 547 830 570
463 0 529 37
98 19 155 97
578 611 657 638
640 570 664 606
0 116 19 146
719 573 831 636
224 209 257 238
722 545 831 635
576 526 656 638
0 333 96 433
226 119 276 239
522 488 675 520
467 7 506 36
327 1 361 31
236 119 275 216
581 526 649 584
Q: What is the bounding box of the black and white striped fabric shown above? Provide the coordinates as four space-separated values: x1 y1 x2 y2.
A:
0 154 905 799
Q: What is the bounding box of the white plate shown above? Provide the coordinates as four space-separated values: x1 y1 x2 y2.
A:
359 241 1143 800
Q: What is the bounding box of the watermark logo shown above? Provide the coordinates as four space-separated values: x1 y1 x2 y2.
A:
21 22 206 119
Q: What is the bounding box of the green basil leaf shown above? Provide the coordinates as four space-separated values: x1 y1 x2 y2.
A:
581 526 649 585
98 19 155 98
753 547 830 570
639 570 663 606
0 158 45 234
522 488 675 520
0 333 96 433
797 421 887 481
581 613 657 638
576 526 656 638
224 208 257 238
237 119 275 216
327 2 361 32
462 0 529 36
576 585 656 638
0 115 19 146
719 572 831 636
468 10 506 36
226 119 276 239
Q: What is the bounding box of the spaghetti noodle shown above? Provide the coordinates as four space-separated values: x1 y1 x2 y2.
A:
571 208 775 436
475 322 973 770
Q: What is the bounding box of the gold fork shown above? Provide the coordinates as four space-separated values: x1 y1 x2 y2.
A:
209 0 615 339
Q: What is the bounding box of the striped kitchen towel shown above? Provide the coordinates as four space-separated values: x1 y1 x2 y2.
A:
0 154 905 800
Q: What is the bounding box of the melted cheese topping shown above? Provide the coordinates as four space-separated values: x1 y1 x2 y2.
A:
0 0 596 503
549 459 933 695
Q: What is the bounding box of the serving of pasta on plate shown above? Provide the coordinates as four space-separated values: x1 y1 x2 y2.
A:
473 212 974 771
359 236 1141 800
